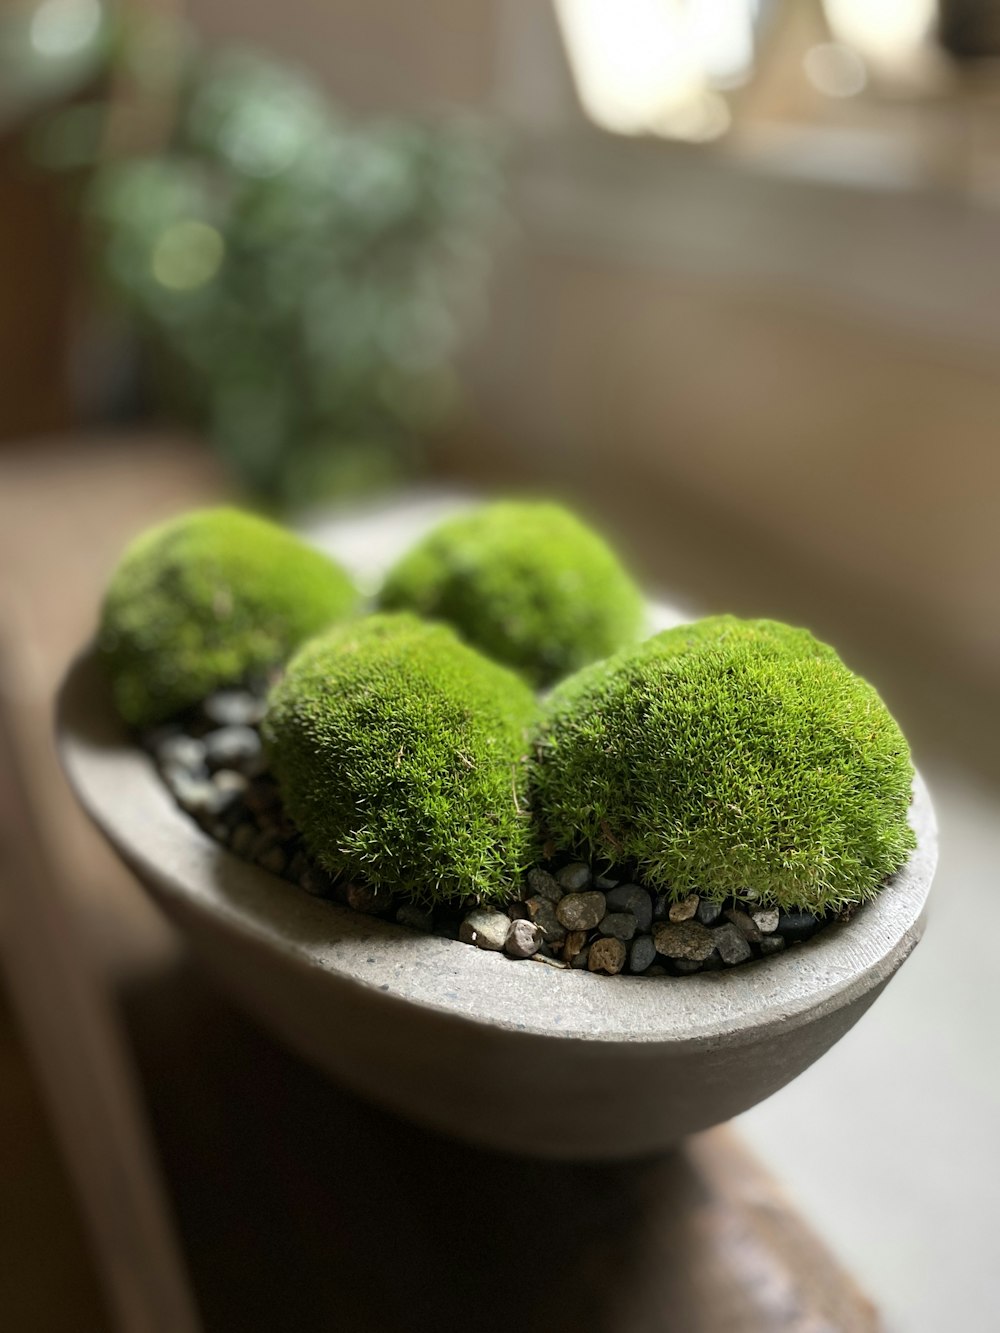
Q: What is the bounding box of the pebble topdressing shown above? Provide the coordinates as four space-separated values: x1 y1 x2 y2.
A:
146 688 849 977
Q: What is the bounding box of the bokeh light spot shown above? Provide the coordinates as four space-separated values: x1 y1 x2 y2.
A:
30 0 102 59
151 221 225 291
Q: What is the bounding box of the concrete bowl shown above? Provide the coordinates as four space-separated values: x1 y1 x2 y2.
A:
57 647 937 1160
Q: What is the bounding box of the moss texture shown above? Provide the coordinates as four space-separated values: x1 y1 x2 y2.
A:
530 617 915 913
100 507 357 727
378 501 644 689
263 613 539 905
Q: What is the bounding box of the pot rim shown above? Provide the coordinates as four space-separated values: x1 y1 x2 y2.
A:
56 645 937 1051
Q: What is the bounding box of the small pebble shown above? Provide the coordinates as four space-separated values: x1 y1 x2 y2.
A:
653 920 717 962
396 904 434 933
506 919 542 959
668 894 700 923
299 866 336 898
759 935 786 956
646 964 667 977
605 885 653 931
696 900 723 926
556 891 606 932
713 923 753 966
532 953 569 969
526 867 563 901
628 935 657 974
157 735 207 772
203 689 265 728
724 908 762 943
459 908 511 951
673 959 704 975
561 930 589 962
346 882 394 917
653 892 671 921
204 725 263 773
588 936 626 975
752 908 780 934
525 896 567 945
507 901 529 921
594 873 619 890
777 910 821 941
556 862 593 893
170 773 224 817
599 911 637 942
570 946 591 970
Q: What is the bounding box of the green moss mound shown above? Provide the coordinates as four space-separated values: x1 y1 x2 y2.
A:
530 617 916 913
100 507 357 727
640 614 839 662
378 501 644 688
263 613 539 905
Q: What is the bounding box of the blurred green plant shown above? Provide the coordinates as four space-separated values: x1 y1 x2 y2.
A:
60 39 503 505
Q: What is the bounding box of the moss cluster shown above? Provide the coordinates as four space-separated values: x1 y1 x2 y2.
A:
530 618 915 913
378 501 644 688
100 507 357 727
263 614 538 905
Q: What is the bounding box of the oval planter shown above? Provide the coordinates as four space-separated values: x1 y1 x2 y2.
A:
57 645 937 1161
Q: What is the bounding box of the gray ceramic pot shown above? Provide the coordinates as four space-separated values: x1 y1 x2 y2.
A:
57 647 937 1160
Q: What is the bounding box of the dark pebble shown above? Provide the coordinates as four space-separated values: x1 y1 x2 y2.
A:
526 867 563 901
724 908 762 943
299 866 337 898
777 910 821 941
599 911 637 942
696 900 723 926
713 923 753 966
525 896 567 945
673 959 704 975
556 862 593 892
570 946 591 970
628 935 657 974
346 882 394 917
759 935 786 956
605 884 653 931
396 903 434 933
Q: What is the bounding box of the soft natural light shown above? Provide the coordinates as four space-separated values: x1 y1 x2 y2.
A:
823 0 935 69
553 0 755 141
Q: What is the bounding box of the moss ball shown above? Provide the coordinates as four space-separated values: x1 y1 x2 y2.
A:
263 613 539 905
530 617 915 913
100 507 358 727
377 501 644 689
641 614 839 662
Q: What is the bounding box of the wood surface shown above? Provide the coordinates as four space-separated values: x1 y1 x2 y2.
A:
121 954 881 1332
